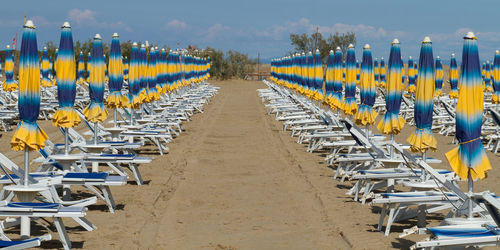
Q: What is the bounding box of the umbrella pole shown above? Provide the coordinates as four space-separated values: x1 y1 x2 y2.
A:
94 122 98 144
114 108 117 127
390 134 395 158
422 151 427 180
365 125 369 140
24 147 29 187
64 128 69 155
468 170 474 218
130 109 134 125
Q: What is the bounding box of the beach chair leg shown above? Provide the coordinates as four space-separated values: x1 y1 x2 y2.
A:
106 162 127 177
85 185 106 203
102 186 116 213
417 204 426 228
378 204 387 231
54 218 71 250
130 164 143 185
71 216 96 231
385 205 396 236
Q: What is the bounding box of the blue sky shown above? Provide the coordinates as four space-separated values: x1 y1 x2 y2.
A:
2 0 500 62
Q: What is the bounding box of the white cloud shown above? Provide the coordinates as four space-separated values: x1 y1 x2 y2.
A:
67 8 132 32
204 23 230 41
165 19 187 30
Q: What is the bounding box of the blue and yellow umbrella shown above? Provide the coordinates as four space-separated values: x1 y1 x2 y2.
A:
123 56 129 81
158 49 168 93
146 48 160 102
379 57 386 88
312 49 323 101
106 33 128 108
52 22 80 128
374 58 380 87
3 45 17 91
128 43 141 109
377 39 405 134
408 37 436 153
493 50 500 104
406 56 416 93
343 44 358 115
449 53 459 98
434 56 443 97
139 44 148 100
325 50 335 107
483 60 493 92
40 47 52 87
82 34 108 123
86 52 91 81
354 44 377 125
11 20 49 151
445 32 491 180
332 47 344 110
76 51 85 84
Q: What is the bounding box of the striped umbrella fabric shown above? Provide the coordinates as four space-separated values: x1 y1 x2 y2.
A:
86 52 91 81
408 37 436 153
374 58 380 87
377 39 405 134
406 56 416 93
147 48 160 102
449 53 459 98
434 56 443 97
306 51 314 98
106 33 128 108
11 20 49 151
40 47 52 87
158 49 168 94
3 45 17 91
325 50 335 108
82 34 108 123
128 43 141 109
52 22 80 128
123 56 129 81
379 57 386 88
343 44 358 115
445 32 491 180
332 47 344 110
354 44 377 125
312 49 324 101
138 45 147 100
53 49 58 85
76 51 85 84
483 60 493 92
493 50 500 104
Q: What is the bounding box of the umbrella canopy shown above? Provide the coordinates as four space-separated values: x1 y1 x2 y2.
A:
374 58 380 86
166 51 174 92
146 48 160 102
408 37 437 153
123 56 129 81
40 47 52 87
158 49 168 94
76 51 85 84
378 57 386 88
406 56 416 93
449 53 459 98
434 56 444 97
483 60 493 92
312 49 324 100
3 45 17 91
82 34 108 123
354 44 377 125
356 60 360 84
331 47 344 110
53 49 58 85
128 43 141 109
377 39 406 134
52 22 80 128
86 52 91 81
445 32 491 180
305 51 314 98
106 33 128 108
493 50 500 104
325 50 335 107
343 44 358 115
11 20 49 151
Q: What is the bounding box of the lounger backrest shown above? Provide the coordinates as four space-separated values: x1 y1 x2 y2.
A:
489 109 500 127
0 153 36 183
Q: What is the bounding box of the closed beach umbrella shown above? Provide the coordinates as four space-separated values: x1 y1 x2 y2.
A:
147 48 160 101
332 47 344 110
354 44 377 125
158 49 168 93
379 57 386 88
76 51 85 84
40 47 52 87
3 45 17 91
325 50 335 108
408 37 436 153
343 44 358 115
483 60 493 92
406 56 416 93
123 56 129 81
434 56 443 97
313 49 324 101
493 50 500 104
139 45 147 99
11 20 48 151
445 32 491 180
82 34 108 123
52 22 80 128
128 42 141 109
377 39 405 134
449 53 459 98
374 58 380 86
106 33 128 108
86 52 91 81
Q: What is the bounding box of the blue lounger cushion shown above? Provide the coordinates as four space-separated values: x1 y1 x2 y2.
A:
99 154 135 158
429 227 500 237
64 172 108 180
381 193 457 198
7 202 60 209
0 238 40 247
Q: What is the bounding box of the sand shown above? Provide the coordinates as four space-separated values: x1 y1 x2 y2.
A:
0 79 498 249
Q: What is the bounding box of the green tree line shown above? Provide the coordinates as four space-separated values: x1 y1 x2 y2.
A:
290 31 356 63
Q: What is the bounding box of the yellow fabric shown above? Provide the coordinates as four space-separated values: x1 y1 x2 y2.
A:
406 84 416 93
449 90 459 99
377 116 405 135
10 121 49 151
445 147 491 180
106 94 129 108
41 78 52 87
3 82 17 91
407 130 437 153
354 108 377 126
52 108 81 128
484 85 493 92
82 104 108 123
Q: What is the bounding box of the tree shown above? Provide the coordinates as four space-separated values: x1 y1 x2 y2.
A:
289 31 356 62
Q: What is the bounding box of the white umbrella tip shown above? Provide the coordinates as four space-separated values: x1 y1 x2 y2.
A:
451 53 455 57
423 36 432 43
315 49 320 53
94 34 102 40
150 47 155 52
336 46 341 50
392 38 400 44
363 44 370 49
6 45 10 49
496 50 500 54
43 46 47 50
465 32 476 39
437 56 440 59
162 48 165 51
487 60 490 63
141 44 145 48
348 44 354 48
155 46 159 50
329 50 334 53
112 33 119 38
308 51 312 55
62 21 71 28
409 56 412 59
25 20 35 28
132 42 138 46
